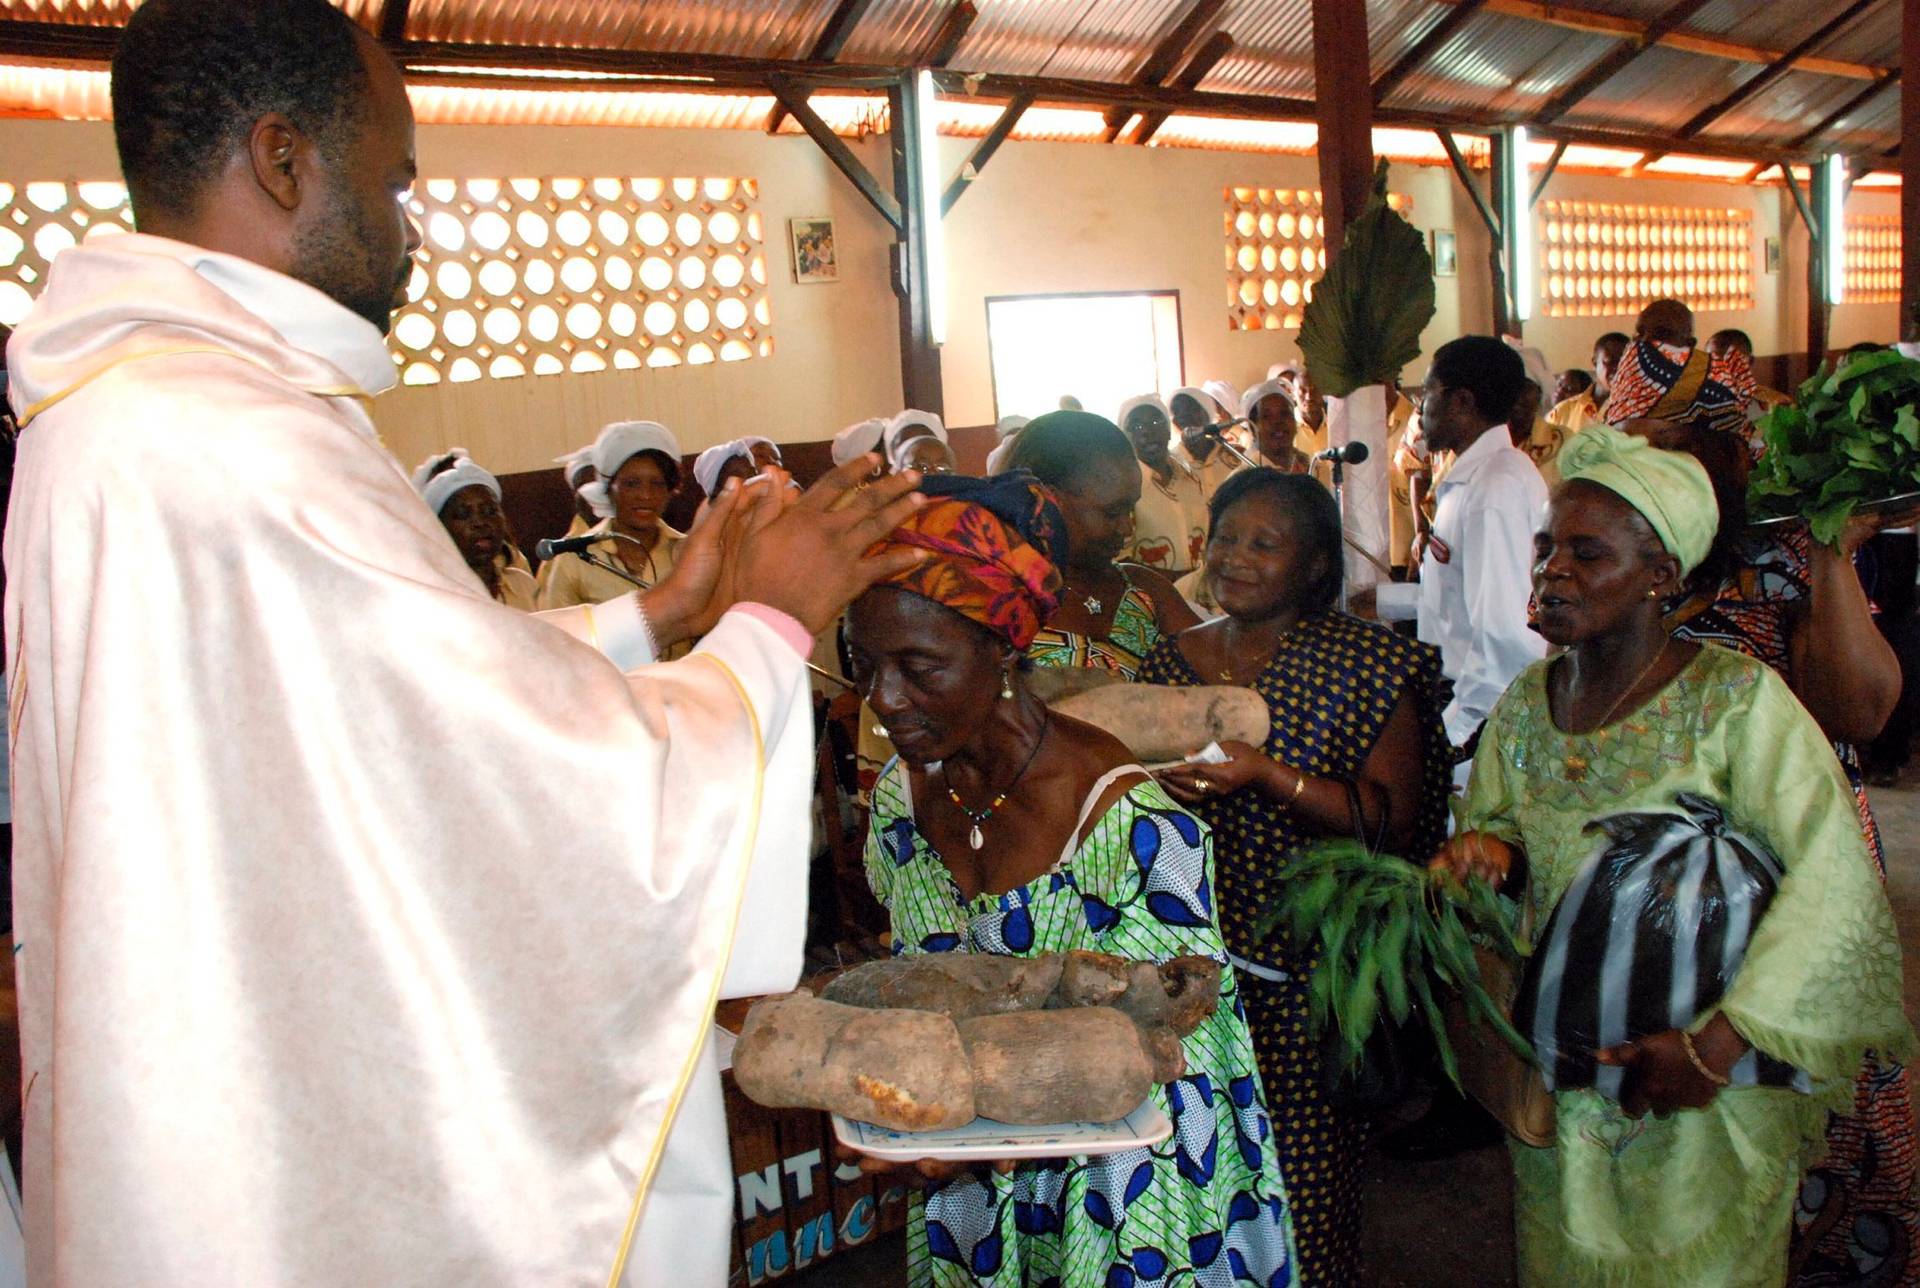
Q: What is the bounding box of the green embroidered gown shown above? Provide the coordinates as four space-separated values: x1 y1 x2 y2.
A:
1460 643 1913 1286
864 761 1298 1287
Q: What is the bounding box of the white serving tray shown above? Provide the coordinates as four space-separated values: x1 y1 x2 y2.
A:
832 1100 1171 1162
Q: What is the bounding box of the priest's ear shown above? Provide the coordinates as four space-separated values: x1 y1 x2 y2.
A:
247 113 311 213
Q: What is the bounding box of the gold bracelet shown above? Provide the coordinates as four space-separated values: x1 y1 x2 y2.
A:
1679 1029 1731 1088
1287 770 1308 804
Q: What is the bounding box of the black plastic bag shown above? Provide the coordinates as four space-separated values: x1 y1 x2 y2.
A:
1511 793 1807 1099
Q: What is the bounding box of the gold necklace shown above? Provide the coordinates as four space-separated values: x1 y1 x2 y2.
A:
1562 640 1670 782
1217 620 1281 685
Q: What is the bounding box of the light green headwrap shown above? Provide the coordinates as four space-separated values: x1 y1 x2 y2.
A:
1557 425 1719 575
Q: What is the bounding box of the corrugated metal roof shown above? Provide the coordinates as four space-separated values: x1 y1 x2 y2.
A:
0 0 1899 160
1556 46 1753 136
1380 10 1618 118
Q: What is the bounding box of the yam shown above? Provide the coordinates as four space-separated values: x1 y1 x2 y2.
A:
821 954 1065 1018
1026 665 1126 705
1050 683 1269 763
1048 952 1222 1038
1134 1023 1189 1083
1050 950 1131 1009
956 1008 1154 1124
734 991 976 1132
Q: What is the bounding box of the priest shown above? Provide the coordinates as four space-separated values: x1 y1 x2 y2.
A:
1 1 924 1283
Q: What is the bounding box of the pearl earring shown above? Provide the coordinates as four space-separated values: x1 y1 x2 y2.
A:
1001 672 1015 700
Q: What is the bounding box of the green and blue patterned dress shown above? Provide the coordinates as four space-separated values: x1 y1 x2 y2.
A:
864 761 1298 1287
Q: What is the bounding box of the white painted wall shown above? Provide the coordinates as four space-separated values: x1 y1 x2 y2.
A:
1 115 1900 473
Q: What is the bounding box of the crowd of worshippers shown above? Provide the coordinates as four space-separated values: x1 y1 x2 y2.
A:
411 296 1920 1286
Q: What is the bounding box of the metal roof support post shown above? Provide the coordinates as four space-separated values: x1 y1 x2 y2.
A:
1807 157 1833 363
1312 0 1375 249
888 75 946 417
1904 0 1920 341
1488 131 1515 338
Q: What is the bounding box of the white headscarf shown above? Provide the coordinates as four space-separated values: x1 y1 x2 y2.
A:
1167 386 1216 420
831 418 887 466
1503 336 1555 399
553 446 608 518
418 456 501 516
693 439 754 498
1202 380 1240 420
884 409 947 470
738 435 781 465
410 448 473 493
1116 394 1170 432
984 416 1031 476
1240 378 1295 421
1267 362 1301 384
995 414 1030 440
581 420 681 516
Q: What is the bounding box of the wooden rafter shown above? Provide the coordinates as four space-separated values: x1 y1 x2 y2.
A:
377 0 413 43
766 0 882 136
768 76 903 231
1428 0 1888 81
1437 130 1501 238
1534 0 1719 126
1529 139 1568 206
1789 73 1901 148
923 0 978 68
1371 0 1490 105
1674 0 1883 140
1099 0 1228 142
1129 30 1235 145
941 92 1033 212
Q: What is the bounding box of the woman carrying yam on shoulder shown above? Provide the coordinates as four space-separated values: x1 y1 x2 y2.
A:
843 472 1296 1288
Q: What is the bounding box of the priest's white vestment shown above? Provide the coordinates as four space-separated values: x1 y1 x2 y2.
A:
3 233 810 1285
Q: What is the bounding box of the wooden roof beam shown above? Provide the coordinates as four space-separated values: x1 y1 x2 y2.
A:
941 91 1033 212
766 0 882 136
377 0 412 43
1428 0 1890 81
1788 72 1901 148
1535 0 1719 125
1674 0 1884 139
1128 30 1235 144
923 0 978 68
1372 0 1490 105
1100 0 1228 141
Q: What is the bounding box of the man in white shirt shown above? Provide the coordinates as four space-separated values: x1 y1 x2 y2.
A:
4 2 926 1283
1415 336 1550 756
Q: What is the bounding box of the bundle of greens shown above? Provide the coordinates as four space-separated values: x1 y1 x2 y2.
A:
1748 350 1920 545
1251 838 1530 1089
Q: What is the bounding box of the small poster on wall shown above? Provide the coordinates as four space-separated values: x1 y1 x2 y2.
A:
1431 229 1458 278
789 217 839 284
1765 237 1782 274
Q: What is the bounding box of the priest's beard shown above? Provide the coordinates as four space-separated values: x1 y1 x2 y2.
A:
291 176 409 335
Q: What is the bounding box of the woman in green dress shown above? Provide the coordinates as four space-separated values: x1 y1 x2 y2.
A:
843 473 1296 1287
1142 468 1455 1284
1009 412 1198 679
1436 426 1912 1286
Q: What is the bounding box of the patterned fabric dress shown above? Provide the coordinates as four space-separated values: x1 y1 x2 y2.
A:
1666 529 1920 1287
1025 568 1164 680
864 762 1298 1288
1139 610 1455 1285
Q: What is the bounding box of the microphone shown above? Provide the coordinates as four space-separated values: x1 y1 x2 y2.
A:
1203 417 1251 436
534 533 600 561
1314 442 1370 465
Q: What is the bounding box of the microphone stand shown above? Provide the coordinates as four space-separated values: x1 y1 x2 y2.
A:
579 550 650 591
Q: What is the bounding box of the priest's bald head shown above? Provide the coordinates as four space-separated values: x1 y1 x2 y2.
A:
110 0 421 333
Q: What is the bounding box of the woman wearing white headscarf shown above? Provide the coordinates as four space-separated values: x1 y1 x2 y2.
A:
885 409 955 475
554 446 604 538
694 439 759 502
1118 392 1205 575
833 417 888 471
1241 380 1311 473
414 453 539 611
414 447 535 578
539 421 688 623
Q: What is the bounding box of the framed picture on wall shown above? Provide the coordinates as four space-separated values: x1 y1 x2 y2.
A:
1431 229 1458 278
789 217 839 284
1765 237 1782 274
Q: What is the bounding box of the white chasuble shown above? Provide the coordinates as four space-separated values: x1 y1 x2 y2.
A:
3 234 810 1286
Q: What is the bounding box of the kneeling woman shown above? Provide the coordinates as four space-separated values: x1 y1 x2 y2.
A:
1438 427 1912 1285
845 474 1296 1287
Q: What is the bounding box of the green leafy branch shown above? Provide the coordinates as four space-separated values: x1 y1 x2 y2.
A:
1297 160 1438 399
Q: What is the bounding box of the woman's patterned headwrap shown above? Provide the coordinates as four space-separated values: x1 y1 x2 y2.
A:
868 472 1066 649
1605 339 1756 435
